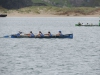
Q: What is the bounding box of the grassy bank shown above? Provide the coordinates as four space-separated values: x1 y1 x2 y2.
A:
0 6 8 13
0 6 100 16
54 7 100 16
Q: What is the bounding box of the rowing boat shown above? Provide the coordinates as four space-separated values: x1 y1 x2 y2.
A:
10 34 73 39
75 24 100 26
0 14 7 17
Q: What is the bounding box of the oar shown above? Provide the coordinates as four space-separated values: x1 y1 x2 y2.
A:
3 35 11 38
3 31 24 38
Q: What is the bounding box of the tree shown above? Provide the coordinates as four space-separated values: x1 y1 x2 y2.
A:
0 0 33 9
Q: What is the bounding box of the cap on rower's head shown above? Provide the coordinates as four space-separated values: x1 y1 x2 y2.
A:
59 31 61 33
19 31 22 33
39 31 41 33
30 31 32 33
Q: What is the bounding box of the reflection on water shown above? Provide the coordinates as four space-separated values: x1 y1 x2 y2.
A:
0 17 100 75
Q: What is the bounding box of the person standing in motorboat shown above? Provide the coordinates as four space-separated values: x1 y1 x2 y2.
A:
82 23 84 25
78 22 81 26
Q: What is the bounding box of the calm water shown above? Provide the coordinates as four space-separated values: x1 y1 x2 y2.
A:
0 17 100 75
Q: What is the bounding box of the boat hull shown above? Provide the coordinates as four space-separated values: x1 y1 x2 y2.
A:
11 34 73 39
75 24 100 26
0 14 7 17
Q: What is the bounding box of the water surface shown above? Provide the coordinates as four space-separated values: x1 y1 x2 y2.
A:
0 17 100 75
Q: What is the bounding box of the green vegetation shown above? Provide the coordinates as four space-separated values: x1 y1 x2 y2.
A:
1 6 100 16
32 0 45 3
0 6 8 13
55 7 100 15
31 0 70 7
0 0 100 9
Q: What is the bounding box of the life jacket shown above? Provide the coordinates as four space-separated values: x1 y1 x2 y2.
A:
60 33 63 36
40 33 44 37
16 33 20 36
30 33 35 37
49 33 52 36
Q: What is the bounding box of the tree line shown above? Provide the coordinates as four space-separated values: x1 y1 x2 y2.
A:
0 0 100 9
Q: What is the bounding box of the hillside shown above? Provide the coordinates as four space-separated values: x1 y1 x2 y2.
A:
0 0 100 17
0 0 33 9
0 0 100 9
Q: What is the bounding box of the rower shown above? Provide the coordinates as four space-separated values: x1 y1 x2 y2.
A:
48 31 52 36
37 31 44 37
56 31 63 36
45 31 52 36
30 31 35 37
24 31 35 37
16 31 22 36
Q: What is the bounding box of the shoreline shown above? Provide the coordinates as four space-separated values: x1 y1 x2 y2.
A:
7 13 100 17
1 7 100 17
6 8 100 17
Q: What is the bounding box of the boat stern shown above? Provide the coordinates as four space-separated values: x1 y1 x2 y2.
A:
11 35 17 38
